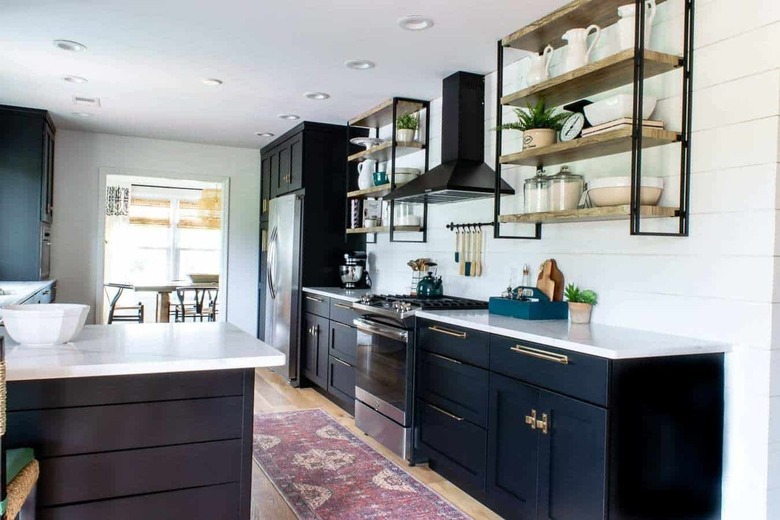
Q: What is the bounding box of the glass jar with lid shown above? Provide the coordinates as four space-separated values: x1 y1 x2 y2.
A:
547 165 584 211
523 169 549 214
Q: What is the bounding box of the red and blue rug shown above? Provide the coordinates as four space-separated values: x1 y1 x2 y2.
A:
253 409 470 519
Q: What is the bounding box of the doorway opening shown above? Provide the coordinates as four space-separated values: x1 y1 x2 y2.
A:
102 174 227 324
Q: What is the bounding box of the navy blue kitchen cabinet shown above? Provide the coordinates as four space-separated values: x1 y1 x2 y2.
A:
413 318 724 520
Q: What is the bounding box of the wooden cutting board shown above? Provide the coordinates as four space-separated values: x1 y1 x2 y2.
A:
537 259 565 302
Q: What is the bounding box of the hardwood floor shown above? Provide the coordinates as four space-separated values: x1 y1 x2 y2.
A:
250 368 501 520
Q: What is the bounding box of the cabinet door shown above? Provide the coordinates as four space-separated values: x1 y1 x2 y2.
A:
268 152 279 199
328 355 355 402
260 156 271 221
277 144 291 195
302 313 328 390
486 373 540 520
536 391 607 520
287 134 303 192
41 122 55 223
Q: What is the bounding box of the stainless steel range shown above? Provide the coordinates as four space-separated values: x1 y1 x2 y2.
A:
351 294 487 461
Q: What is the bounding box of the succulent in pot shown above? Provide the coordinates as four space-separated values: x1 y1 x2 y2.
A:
396 113 419 143
494 100 569 150
564 283 598 324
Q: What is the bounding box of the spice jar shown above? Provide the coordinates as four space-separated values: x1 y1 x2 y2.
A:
523 169 549 213
547 166 584 211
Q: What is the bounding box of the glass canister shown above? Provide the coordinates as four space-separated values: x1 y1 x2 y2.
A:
547 166 584 211
523 169 549 213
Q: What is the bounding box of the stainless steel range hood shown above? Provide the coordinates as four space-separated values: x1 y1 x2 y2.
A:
385 71 515 204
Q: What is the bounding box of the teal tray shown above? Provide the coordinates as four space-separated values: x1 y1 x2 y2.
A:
489 287 568 320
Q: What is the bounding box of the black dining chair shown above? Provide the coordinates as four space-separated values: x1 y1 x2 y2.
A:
103 283 144 324
174 287 218 322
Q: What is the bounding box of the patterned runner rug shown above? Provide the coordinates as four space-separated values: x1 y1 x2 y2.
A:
253 409 470 519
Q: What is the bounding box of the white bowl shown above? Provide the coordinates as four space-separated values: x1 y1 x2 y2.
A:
395 172 420 184
587 176 664 206
583 95 657 126
187 273 219 284
2 304 90 346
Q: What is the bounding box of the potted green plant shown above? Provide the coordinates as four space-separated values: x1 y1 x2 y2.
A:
495 100 568 150
396 113 419 143
564 283 598 324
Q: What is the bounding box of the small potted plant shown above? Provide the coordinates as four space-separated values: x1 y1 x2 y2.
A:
495 99 568 150
396 113 419 143
564 283 598 324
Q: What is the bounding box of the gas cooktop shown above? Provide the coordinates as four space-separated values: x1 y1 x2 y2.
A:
353 294 487 321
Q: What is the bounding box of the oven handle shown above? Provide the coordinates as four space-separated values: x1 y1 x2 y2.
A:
353 318 409 343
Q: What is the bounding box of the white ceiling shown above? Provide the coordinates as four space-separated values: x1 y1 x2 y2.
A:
1 0 567 148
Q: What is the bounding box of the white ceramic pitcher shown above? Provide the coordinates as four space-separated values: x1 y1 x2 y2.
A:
561 25 601 73
616 0 656 51
356 160 376 190
526 45 554 86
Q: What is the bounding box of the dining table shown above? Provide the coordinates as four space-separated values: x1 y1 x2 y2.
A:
132 281 219 323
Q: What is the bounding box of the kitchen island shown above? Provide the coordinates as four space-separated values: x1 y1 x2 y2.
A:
1 322 284 520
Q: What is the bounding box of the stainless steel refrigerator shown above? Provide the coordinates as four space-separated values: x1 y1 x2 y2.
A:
264 193 303 384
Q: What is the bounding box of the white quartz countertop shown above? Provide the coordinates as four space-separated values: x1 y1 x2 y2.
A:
303 287 371 303
1 322 285 381
0 280 55 308
415 310 729 360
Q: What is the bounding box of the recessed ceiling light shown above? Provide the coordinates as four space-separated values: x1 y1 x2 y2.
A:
345 60 375 70
305 92 330 100
54 40 87 52
398 15 434 31
278 114 300 120
72 112 93 117
202 78 223 87
255 132 275 137
63 75 88 84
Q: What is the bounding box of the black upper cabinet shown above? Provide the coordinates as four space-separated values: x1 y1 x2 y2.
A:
0 105 55 280
260 157 271 222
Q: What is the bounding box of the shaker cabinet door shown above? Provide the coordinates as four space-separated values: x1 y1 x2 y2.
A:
302 313 328 390
260 156 271 221
536 391 607 520
486 373 540 520
287 134 303 192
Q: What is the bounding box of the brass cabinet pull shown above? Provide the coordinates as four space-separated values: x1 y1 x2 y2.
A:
307 325 319 336
510 345 569 365
428 403 464 422
429 352 462 365
332 356 351 368
306 296 324 303
313 325 319 336
334 303 353 310
525 409 537 429
428 325 467 339
536 413 549 435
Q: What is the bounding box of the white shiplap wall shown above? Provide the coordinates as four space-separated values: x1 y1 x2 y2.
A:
366 0 780 517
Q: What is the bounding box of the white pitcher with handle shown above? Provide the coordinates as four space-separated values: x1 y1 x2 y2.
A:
356 160 376 190
526 45 554 86
561 25 601 73
616 0 656 51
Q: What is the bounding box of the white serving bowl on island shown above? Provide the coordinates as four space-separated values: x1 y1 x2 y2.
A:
2 304 90 346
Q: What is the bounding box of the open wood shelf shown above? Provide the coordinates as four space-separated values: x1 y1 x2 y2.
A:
502 50 681 108
348 141 425 162
349 99 425 128
502 0 669 51
346 225 423 234
500 126 679 167
499 205 678 224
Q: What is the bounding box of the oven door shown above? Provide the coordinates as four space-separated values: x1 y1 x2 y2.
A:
353 317 410 426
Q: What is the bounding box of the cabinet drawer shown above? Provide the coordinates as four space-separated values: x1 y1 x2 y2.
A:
303 292 329 318
329 321 357 365
417 399 486 495
490 335 610 406
417 319 489 369
328 355 355 402
330 299 358 326
417 350 488 427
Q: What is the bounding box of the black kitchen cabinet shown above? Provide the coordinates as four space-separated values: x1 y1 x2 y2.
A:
328 356 355 412
0 105 55 280
302 312 329 390
414 318 724 520
260 158 271 222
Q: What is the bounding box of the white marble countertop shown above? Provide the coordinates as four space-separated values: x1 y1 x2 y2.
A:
0 280 55 308
416 310 730 360
1 322 285 381
303 287 372 303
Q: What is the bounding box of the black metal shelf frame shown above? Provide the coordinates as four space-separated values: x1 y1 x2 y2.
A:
493 0 693 239
347 97 430 244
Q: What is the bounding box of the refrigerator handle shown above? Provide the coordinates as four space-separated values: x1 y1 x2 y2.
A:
267 226 278 300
